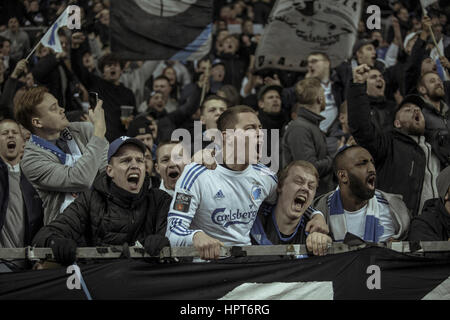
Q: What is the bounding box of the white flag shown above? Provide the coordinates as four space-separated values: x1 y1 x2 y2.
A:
420 0 438 14
39 7 70 53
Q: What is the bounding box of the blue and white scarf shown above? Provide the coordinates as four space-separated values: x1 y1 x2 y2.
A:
30 128 82 213
327 187 388 243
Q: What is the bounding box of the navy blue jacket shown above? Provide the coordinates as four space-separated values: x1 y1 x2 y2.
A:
0 158 43 245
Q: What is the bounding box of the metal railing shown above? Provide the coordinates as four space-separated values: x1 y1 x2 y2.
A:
0 241 449 261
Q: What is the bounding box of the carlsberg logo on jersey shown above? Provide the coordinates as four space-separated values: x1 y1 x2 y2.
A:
212 208 258 228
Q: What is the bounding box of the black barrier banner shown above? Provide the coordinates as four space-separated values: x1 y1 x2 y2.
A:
0 247 449 300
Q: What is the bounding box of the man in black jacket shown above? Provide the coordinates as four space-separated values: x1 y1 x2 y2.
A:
32 136 171 266
349 64 441 218
71 32 136 142
408 166 450 241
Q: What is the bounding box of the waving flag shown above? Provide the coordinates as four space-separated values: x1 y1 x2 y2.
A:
255 0 362 72
39 7 70 53
110 0 212 61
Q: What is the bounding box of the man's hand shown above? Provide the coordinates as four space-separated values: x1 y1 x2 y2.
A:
439 56 450 70
10 59 28 79
421 16 432 40
306 213 329 234
144 235 170 256
88 99 106 138
306 232 332 256
352 64 370 84
193 232 224 260
71 32 86 49
264 74 281 86
191 148 216 170
49 238 77 266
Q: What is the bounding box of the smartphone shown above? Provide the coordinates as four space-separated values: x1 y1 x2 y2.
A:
88 92 98 110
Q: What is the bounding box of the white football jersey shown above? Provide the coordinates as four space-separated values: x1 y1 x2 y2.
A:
166 162 278 246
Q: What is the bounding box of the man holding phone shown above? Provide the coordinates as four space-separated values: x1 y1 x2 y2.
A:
14 86 109 224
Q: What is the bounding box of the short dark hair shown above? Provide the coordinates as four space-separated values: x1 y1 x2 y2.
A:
308 52 330 63
155 140 179 161
154 75 171 84
98 53 123 72
332 145 364 176
217 105 256 132
200 95 228 114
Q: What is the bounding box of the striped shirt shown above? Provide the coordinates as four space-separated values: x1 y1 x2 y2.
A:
166 162 278 246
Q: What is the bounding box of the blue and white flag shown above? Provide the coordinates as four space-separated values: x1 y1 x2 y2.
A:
110 0 212 61
39 7 70 53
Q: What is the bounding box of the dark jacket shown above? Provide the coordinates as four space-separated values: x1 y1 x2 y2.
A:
348 82 437 217
0 159 43 245
32 53 79 112
404 38 429 95
250 201 311 245
258 110 289 160
408 198 450 241
32 171 171 247
335 59 386 103
367 96 396 133
281 107 335 195
71 47 136 142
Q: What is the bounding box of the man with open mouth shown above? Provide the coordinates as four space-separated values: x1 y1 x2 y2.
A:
0 119 43 271
155 141 191 197
349 64 442 218
314 145 410 243
251 160 332 256
166 106 328 260
32 136 172 266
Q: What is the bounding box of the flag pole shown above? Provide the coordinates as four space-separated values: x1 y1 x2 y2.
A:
420 4 443 57
199 62 210 106
25 40 41 61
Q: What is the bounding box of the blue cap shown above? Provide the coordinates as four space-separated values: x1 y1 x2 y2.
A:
107 136 146 163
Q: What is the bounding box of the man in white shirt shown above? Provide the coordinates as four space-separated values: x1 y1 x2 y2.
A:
166 106 327 259
305 52 340 133
314 145 410 243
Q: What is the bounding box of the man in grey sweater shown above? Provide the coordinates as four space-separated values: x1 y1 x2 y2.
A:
281 78 341 196
14 86 108 224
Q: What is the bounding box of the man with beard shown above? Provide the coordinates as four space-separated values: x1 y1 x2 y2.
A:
348 64 441 217
417 71 450 138
314 145 410 243
251 160 332 256
281 78 337 196
0 119 43 252
32 137 172 265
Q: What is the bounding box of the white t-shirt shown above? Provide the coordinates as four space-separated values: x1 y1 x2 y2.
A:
166 162 278 246
344 201 396 242
319 81 338 133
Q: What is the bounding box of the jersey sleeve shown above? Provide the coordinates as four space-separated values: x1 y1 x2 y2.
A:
165 164 207 247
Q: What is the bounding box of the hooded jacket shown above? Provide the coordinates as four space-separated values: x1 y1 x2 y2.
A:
32 171 171 247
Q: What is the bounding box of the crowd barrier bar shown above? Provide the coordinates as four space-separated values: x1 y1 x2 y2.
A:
0 241 449 261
